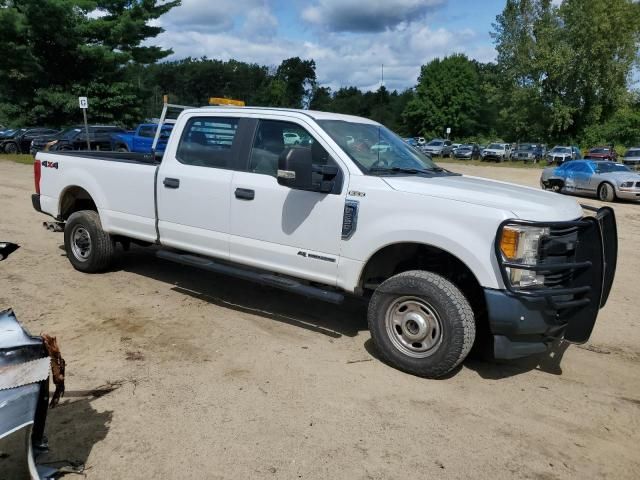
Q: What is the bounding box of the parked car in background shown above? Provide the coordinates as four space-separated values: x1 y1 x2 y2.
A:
371 141 392 153
622 147 640 168
545 145 581 165
0 128 59 154
31 125 126 155
403 137 418 147
541 159 640 202
512 143 544 163
110 123 173 154
585 146 618 161
283 132 302 145
481 143 511 162
453 143 481 160
421 138 453 157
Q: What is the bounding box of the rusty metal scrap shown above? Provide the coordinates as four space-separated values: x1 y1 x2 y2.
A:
42 334 65 408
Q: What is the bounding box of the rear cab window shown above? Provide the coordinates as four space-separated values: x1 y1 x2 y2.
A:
176 117 239 169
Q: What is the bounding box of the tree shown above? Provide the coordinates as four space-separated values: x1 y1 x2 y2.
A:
0 0 180 127
491 0 640 141
309 86 333 111
403 54 482 138
274 57 317 108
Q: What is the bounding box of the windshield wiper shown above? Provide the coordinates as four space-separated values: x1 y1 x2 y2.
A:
369 166 445 175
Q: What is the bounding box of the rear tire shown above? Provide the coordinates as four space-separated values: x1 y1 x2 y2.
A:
597 182 616 202
64 210 116 273
368 271 475 378
4 142 18 154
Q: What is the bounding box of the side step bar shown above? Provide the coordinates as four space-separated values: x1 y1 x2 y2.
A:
157 250 345 304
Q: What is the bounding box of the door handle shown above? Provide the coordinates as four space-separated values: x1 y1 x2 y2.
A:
163 177 180 189
235 188 255 200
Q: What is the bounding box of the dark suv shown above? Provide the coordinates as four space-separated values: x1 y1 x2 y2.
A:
0 128 59 154
30 125 127 155
512 143 546 163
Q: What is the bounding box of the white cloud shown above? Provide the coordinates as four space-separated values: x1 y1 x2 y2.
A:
149 0 496 91
301 0 445 32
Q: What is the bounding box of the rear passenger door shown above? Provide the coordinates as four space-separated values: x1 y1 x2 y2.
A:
156 115 248 260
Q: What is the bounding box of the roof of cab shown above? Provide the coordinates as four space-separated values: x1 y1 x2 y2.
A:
180 106 380 125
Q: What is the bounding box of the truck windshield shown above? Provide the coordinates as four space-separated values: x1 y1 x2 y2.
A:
317 120 440 175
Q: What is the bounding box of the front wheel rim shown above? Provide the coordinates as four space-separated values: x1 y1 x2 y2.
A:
385 296 443 358
599 185 609 200
70 225 92 261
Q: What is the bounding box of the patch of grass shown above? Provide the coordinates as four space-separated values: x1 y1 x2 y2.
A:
435 157 547 169
0 154 34 165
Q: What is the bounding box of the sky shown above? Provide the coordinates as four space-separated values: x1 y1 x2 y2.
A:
148 0 508 92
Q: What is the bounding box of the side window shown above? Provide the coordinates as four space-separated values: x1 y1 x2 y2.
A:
248 120 332 177
138 126 155 138
177 117 239 168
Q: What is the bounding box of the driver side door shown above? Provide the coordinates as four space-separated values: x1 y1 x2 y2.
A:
229 117 347 286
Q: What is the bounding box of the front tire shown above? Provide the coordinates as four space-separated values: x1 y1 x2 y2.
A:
64 210 116 272
597 182 616 202
368 271 475 378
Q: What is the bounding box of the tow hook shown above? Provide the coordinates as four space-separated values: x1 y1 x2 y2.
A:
42 221 65 232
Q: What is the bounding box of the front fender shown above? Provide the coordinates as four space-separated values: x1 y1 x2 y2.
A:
339 187 510 291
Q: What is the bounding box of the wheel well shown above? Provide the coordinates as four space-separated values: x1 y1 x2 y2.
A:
59 186 97 220
359 243 488 337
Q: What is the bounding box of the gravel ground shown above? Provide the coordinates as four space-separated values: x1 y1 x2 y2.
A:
1 160 638 479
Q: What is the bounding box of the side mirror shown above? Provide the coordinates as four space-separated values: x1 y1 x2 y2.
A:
277 148 313 190
277 147 339 193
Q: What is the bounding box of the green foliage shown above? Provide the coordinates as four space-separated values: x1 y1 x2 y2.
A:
0 0 638 149
403 54 482 138
0 0 180 127
489 0 640 143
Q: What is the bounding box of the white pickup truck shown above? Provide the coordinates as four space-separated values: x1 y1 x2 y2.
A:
32 107 618 378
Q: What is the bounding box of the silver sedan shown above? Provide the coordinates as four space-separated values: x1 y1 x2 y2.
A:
540 160 640 202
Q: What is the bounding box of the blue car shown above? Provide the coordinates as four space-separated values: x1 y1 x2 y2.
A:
111 123 173 154
540 159 640 202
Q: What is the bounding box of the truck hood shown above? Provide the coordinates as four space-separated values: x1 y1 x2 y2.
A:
383 174 583 221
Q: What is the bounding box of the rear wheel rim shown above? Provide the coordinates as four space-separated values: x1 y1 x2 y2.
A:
71 225 92 261
385 296 443 358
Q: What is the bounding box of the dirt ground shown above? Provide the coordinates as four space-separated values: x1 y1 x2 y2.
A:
1 160 639 479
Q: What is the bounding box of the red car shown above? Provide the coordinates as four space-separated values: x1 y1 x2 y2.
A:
585 146 618 161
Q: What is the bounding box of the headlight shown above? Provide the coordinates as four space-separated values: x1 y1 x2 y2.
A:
620 181 634 188
499 225 549 287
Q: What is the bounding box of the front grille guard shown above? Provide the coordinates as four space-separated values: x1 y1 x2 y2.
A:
494 206 617 343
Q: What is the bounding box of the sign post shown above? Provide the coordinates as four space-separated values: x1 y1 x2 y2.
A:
78 96 90 150
446 127 451 139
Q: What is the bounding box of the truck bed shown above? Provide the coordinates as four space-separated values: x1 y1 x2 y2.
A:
36 150 159 243
47 150 160 165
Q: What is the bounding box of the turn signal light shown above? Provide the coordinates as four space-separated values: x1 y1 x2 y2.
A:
500 227 519 260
